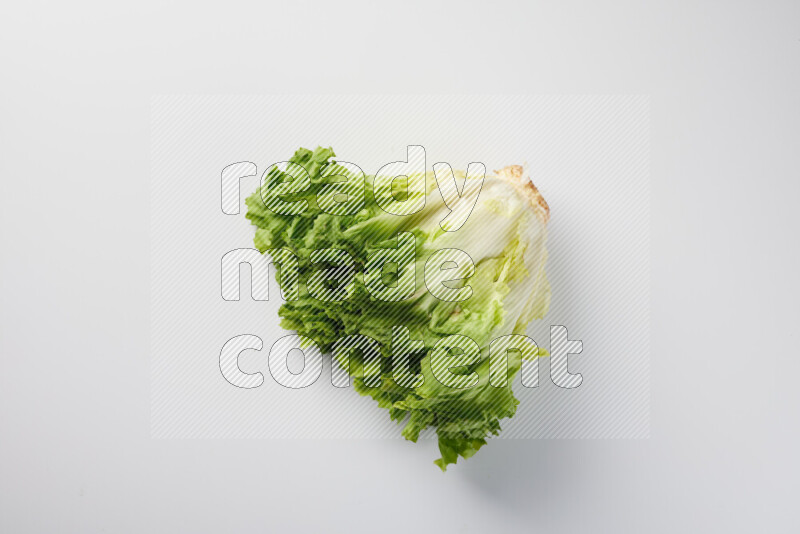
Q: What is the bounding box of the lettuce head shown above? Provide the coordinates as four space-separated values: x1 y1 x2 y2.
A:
245 146 551 470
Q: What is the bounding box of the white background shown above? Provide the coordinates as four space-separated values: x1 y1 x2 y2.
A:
1 1 798 532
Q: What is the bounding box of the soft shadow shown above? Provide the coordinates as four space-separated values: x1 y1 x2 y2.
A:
458 440 569 507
